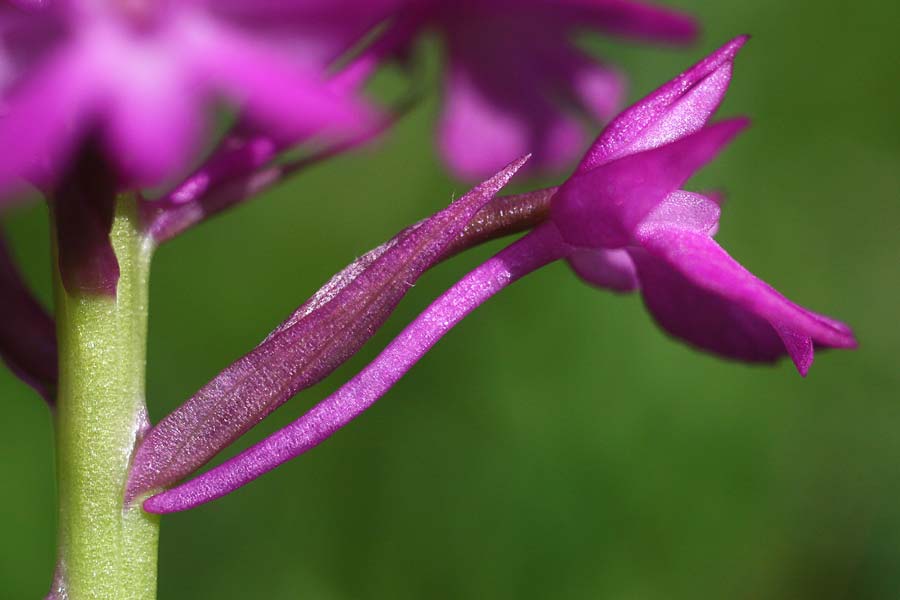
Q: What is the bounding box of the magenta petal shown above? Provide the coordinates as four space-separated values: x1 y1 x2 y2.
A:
127 156 531 500
774 326 814 377
564 0 698 44
207 0 400 68
640 190 721 234
0 231 56 402
577 36 747 172
187 21 375 145
633 226 857 373
567 248 638 293
142 222 570 514
438 57 583 180
552 118 748 248
630 247 794 364
0 49 94 195
103 61 203 187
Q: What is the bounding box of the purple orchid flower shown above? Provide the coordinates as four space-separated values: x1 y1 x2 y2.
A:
376 0 697 179
0 0 376 196
141 37 856 514
0 0 388 297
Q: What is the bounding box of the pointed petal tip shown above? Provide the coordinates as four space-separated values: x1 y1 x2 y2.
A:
479 153 532 190
707 117 751 146
726 34 751 54
704 189 727 206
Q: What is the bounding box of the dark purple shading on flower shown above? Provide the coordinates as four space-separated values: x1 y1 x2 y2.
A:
127 154 531 500
0 229 56 402
144 37 856 513
50 142 120 296
377 0 697 179
0 0 376 196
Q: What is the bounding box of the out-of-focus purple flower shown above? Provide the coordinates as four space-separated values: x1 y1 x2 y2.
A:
0 228 56 402
142 38 856 513
209 0 402 70
0 0 376 195
383 0 697 179
127 155 530 500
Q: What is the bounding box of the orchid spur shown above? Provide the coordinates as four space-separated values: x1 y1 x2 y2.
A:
137 37 856 515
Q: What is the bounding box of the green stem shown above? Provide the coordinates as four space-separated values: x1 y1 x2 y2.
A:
50 196 159 599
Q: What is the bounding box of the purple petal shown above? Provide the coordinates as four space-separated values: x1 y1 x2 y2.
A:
184 19 376 146
0 230 56 402
127 155 531 500
633 225 857 373
0 47 95 196
204 0 400 68
774 326 814 377
577 36 747 172
567 248 638 293
439 54 583 180
142 221 570 513
630 247 800 366
640 189 721 234
561 0 698 44
552 118 748 248
100 42 203 187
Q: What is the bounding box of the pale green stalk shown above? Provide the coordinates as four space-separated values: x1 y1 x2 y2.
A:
50 196 159 599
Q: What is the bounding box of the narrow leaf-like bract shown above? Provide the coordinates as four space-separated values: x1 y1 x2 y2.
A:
143 221 571 513
0 231 57 402
127 155 531 499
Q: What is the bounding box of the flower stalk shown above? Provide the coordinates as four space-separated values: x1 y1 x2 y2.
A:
50 195 158 599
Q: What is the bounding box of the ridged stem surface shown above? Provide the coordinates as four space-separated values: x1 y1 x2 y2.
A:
51 196 159 599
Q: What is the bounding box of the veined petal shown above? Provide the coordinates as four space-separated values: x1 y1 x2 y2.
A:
577 36 747 172
634 225 857 374
0 231 56 402
640 189 721 234
126 155 531 499
552 119 748 248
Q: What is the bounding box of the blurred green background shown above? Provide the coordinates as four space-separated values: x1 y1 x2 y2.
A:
2 0 899 598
